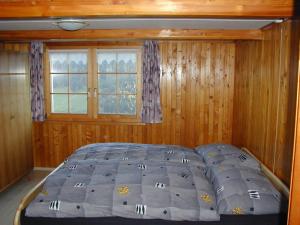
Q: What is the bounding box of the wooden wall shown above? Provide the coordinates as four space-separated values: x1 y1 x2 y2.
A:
286 21 300 225
33 41 235 167
0 44 33 191
233 21 299 185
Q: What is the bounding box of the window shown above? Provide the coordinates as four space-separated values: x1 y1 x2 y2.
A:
49 50 88 114
45 46 141 122
97 50 137 115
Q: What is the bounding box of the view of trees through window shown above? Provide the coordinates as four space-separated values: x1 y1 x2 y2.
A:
50 51 88 114
97 50 137 115
48 49 138 116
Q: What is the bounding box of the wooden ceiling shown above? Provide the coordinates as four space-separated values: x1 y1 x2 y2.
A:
0 0 297 19
0 0 296 41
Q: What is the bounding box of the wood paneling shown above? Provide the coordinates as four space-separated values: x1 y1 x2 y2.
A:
287 21 300 225
0 43 29 53
233 21 299 185
0 0 296 18
0 29 263 41
33 41 235 167
0 44 33 191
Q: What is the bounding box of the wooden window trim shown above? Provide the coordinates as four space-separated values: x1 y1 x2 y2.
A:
45 48 92 120
93 48 142 123
44 44 142 123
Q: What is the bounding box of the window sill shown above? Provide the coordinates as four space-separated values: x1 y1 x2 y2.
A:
43 115 146 125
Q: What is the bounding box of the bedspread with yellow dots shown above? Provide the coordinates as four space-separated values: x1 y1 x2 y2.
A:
25 143 220 221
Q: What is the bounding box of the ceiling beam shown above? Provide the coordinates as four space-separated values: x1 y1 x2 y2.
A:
0 29 263 41
0 0 297 19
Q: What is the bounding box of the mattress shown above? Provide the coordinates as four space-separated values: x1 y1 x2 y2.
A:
23 143 286 224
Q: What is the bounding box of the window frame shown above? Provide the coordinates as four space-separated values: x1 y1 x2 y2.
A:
94 47 142 122
44 44 142 123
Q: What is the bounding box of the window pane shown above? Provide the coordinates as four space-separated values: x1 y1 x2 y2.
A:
119 95 136 115
69 53 88 73
99 95 117 114
51 94 68 113
50 53 68 73
70 94 87 114
98 74 116 94
117 52 137 73
70 74 87 93
98 52 117 73
117 74 136 94
51 74 68 93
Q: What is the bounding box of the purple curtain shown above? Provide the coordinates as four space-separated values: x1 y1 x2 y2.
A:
141 40 162 123
30 41 45 121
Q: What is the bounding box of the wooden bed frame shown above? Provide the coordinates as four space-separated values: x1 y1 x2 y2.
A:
242 147 290 197
14 148 289 225
14 163 63 225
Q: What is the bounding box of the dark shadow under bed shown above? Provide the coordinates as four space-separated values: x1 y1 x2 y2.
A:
21 210 287 225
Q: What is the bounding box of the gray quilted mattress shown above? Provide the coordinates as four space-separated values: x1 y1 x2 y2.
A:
25 143 220 221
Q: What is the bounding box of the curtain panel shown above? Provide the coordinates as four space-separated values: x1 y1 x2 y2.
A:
141 40 162 123
30 41 45 121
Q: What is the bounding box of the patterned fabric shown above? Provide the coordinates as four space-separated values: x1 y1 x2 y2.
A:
141 41 162 123
26 143 219 221
208 165 282 215
195 144 260 170
30 41 45 121
195 144 283 215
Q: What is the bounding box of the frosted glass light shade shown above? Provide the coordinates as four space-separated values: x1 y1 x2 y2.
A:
56 19 88 31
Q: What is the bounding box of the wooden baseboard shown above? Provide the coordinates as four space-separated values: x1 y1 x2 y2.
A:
242 147 290 198
0 168 32 193
33 167 55 171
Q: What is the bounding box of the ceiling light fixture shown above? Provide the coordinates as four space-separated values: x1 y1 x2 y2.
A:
55 19 88 31
274 19 284 24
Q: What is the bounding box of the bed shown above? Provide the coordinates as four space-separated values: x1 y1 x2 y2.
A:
16 143 288 225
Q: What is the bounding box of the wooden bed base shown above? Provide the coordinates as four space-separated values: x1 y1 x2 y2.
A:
14 148 289 225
